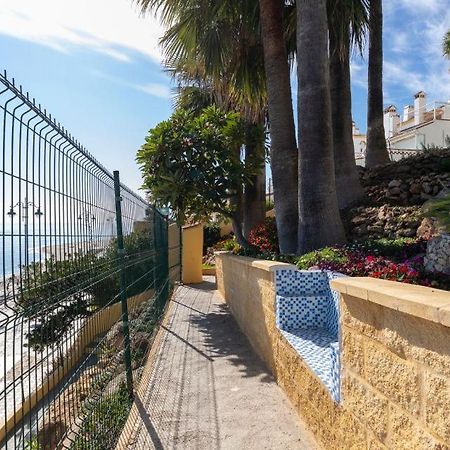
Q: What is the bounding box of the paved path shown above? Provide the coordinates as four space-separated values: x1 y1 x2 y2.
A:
125 278 317 450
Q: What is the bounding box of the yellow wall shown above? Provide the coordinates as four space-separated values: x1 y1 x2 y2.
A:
182 223 203 284
168 223 181 283
216 252 450 449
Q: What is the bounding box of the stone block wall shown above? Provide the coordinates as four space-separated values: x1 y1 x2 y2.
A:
216 252 450 449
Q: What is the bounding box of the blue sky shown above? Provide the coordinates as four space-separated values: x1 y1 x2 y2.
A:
0 0 449 193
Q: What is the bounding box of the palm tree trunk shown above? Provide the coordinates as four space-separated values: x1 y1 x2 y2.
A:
329 24 365 209
259 0 298 254
297 0 346 253
365 0 390 167
243 123 266 237
231 213 250 249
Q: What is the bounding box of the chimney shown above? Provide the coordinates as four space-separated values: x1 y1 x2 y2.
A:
384 105 398 138
414 91 426 125
403 105 414 122
391 114 400 136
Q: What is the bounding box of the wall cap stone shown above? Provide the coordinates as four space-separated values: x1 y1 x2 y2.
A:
331 277 450 328
214 252 297 272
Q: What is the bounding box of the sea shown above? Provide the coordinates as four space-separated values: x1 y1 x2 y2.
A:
0 234 53 278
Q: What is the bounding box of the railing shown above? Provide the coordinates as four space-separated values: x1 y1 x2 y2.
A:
0 71 180 449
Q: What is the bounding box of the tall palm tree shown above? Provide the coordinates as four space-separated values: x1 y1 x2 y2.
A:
297 0 346 252
444 29 450 58
365 0 390 167
328 0 367 208
258 0 298 254
138 0 267 238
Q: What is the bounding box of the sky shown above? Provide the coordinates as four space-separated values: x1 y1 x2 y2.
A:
0 0 449 193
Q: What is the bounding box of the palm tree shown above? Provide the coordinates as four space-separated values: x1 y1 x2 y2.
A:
297 0 346 252
444 29 450 58
138 0 267 238
258 0 298 254
365 0 390 167
328 0 367 208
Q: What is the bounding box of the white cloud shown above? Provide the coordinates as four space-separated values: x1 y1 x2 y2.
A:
383 0 450 106
137 83 172 98
350 62 367 89
0 0 164 63
91 70 172 99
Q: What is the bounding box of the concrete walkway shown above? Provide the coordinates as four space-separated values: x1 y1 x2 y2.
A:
125 278 317 449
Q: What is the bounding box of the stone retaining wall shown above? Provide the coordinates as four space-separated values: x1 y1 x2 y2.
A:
215 252 450 449
425 233 450 274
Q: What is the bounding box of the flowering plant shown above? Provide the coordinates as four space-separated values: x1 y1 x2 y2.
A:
295 238 449 289
248 218 279 253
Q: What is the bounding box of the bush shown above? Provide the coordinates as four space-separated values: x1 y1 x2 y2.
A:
293 238 449 289
248 218 279 253
423 193 450 233
218 236 241 252
72 384 132 450
296 247 348 270
203 223 221 254
19 229 154 351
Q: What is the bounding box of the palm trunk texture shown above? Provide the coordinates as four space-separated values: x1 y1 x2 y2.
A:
259 0 298 254
365 0 390 167
297 0 346 253
329 27 365 209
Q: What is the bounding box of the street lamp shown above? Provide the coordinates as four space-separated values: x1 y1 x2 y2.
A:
7 197 44 267
77 210 96 243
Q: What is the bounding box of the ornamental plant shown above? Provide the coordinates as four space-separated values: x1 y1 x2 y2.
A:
294 239 450 289
248 218 279 253
137 106 263 247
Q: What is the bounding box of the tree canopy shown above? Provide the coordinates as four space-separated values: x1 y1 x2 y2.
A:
444 29 450 58
136 106 262 243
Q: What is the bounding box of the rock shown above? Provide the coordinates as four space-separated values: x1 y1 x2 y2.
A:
420 192 433 201
422 182 432 194
409 183 422 194
389 187 402 195
388 179 402 188
105 367 144 396
416 218 438 240
367 225 384 233
354 224 368 236
425 234 450 275
396 165 411 173
351 216 367 226
400 228 416 237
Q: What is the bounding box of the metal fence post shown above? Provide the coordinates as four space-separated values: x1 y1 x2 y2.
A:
113 170 134 399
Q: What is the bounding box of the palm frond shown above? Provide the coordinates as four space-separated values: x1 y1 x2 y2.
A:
444 29 450 58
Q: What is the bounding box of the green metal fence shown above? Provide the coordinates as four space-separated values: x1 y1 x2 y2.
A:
0 71 180 449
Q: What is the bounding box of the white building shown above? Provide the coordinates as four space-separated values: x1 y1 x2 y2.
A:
384 91 450 151
352 122 366 157
353 91 450 163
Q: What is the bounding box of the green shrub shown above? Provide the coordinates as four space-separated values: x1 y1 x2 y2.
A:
295 247 348 270
203 223 221 254
266 199 274 211
212 235 241 253
72 384 132 450
347 238 417 258
438 158 450 172
423 193 450 233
